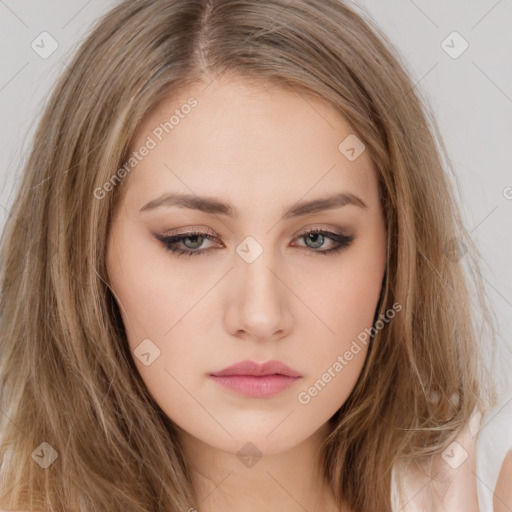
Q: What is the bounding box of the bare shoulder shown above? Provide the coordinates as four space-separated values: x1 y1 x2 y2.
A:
494 450 512 512
396 410 482 512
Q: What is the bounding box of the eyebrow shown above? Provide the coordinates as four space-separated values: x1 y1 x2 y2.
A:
139 191 367 219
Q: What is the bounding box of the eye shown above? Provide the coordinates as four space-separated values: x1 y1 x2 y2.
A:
155 230 221 257
155 227 354 257
292 228 354 256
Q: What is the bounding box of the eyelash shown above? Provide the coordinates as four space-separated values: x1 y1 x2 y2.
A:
155 228 354 257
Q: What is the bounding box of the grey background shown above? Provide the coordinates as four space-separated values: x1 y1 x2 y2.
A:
1 1 511 398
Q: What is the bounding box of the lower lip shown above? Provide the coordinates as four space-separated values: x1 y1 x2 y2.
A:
209 374 301 398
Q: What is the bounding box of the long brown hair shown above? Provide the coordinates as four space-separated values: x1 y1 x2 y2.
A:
0 1 496 510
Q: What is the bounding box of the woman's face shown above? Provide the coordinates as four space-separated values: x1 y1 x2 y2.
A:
106 76 386 457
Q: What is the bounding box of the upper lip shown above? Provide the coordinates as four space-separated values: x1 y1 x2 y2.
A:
210 359 302 378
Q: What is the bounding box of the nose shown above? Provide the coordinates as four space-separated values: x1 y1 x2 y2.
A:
223 248 294 343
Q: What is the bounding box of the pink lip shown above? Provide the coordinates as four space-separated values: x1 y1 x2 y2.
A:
210 359 302 378
209 360 302 398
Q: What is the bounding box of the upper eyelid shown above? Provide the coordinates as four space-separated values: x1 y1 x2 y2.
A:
159 224 349 238
160 226 217 238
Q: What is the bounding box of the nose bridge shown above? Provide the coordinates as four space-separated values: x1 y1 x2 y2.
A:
238 241 282 308
227 237 291 339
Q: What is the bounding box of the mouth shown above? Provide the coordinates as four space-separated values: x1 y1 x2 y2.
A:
209 374 301 398
209 359 303 398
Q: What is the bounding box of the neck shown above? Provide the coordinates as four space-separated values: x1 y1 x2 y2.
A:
177 423 344 512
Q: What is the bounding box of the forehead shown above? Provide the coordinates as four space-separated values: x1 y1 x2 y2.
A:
124 77 378 210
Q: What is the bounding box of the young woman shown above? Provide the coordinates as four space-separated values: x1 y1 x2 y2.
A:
0 1 507 511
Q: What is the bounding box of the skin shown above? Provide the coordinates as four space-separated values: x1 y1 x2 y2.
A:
398 409 482 512
494 450 512 512
106 75 387 512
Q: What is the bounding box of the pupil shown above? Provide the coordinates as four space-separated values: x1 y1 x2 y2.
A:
307 233 324 249
185 235 203 249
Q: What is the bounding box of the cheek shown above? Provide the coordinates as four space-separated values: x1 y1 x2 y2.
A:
307 243 386 348
107 239 200 420
297 235 386 406
107 227 192 342
331 258 383 335
295 344 368 419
